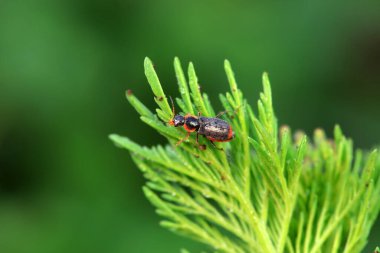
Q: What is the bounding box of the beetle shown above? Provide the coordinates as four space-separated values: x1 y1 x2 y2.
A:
168 97 234 150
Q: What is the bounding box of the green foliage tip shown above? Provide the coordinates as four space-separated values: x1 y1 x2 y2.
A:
110 57 380 253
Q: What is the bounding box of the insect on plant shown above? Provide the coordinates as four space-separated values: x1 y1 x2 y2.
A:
168 96 235 150
110 57 380 253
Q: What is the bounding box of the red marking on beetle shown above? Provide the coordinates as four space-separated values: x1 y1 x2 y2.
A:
183 123 196 132
227 127 234 140
206 135 233 142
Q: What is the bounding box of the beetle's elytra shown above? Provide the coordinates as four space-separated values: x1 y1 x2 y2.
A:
168 97 235 150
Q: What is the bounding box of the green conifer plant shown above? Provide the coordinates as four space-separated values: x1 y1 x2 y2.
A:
110 57 380 253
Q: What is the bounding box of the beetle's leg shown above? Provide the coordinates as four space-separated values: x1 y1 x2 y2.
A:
209 140 224 151
196 132 207 150
216 110 228 118
176 132 191 146
216 105 243 118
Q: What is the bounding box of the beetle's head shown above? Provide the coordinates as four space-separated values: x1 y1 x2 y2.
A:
167 96 185 127
169 114 184 127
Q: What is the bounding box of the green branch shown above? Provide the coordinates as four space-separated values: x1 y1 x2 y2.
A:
110 57 380 253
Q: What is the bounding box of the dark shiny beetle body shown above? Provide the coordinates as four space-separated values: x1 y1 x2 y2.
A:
169 112 234 150
168 97 235 149
197 117 233 142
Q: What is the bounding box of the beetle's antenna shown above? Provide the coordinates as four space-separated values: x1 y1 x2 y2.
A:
169 96 175 116
168 96 176 126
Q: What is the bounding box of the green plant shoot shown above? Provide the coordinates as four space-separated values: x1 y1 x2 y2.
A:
110 57 380 253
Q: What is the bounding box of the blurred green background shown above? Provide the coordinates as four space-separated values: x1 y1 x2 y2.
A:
0 0 379 252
